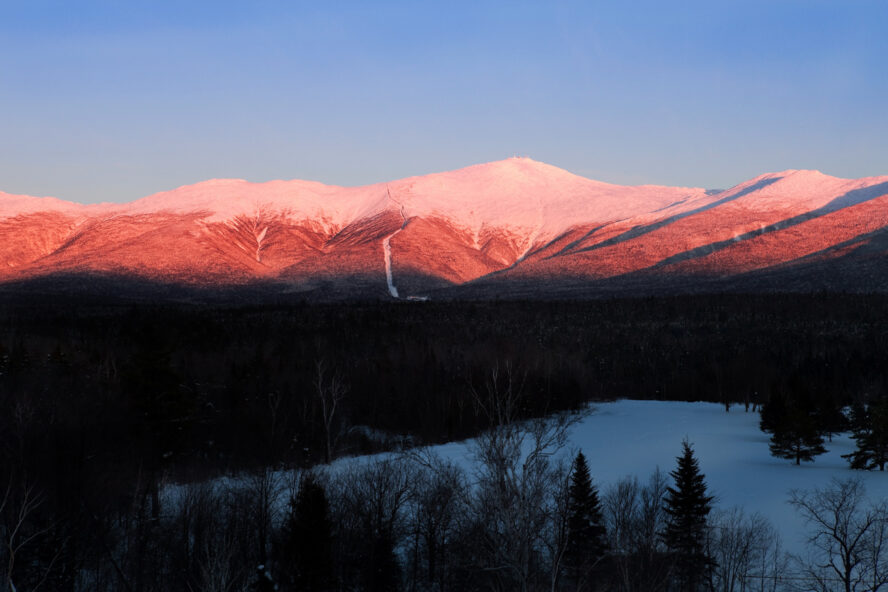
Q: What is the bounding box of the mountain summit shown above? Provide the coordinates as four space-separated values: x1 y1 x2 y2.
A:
2 159 887 299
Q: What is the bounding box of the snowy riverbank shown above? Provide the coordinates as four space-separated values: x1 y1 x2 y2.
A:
386 399 888 554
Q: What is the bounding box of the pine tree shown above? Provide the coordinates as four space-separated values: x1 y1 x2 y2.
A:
662 440 714 592
279 472 334 591
812 391 848 442
768 407 827 465
564 451 608 588
844 397 888 471
847 400 869 434
759 392 787 434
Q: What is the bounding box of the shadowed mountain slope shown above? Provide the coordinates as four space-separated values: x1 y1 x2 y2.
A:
2 159 886 299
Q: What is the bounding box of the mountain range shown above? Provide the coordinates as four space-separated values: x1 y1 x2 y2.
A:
2 157 888 300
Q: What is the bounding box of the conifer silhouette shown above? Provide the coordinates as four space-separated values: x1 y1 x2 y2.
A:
662 440 714 592
565 451 608 587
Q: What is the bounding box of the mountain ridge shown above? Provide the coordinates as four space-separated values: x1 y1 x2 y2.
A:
2 158 887 300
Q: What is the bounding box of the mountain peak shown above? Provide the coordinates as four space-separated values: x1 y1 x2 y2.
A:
424 156 589 183
778 169 832 180
1 161 887 297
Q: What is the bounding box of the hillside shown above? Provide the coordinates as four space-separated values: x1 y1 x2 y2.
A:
2 158 887 299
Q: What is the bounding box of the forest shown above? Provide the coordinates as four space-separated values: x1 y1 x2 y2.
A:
2 292 888 590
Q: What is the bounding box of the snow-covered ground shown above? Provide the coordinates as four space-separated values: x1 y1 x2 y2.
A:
175 399 886 556
404 399 888 555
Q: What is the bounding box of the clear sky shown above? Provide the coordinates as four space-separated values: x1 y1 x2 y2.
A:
2 0 886 203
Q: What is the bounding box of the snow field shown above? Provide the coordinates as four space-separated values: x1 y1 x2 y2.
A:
399 399 888 555
164 399 888 558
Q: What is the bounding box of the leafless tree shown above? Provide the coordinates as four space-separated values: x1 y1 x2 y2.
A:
1 478 62 592
604 469 673 592
241 468 284 567
543 458 573 592
789 477 888 592
190 531 244 592
751 533 790 592
405 450 468 592
315 359 348 463
706 507 788 592
467 363 583 592
326 456 417 589
168 482 247 592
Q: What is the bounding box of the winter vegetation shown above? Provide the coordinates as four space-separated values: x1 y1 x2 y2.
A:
5 397 888 590
3 295 888 590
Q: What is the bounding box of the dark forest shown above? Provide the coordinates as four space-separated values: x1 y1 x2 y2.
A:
2 293 888 590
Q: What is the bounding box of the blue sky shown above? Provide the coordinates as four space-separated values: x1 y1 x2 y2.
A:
1 0 886 203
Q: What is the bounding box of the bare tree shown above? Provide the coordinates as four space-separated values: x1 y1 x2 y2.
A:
182 485 246 592
706 508 787 592
190 531 244 592
861 501 888 592
328 457 416 590
789 477 888 592
544 458 573 592
1 478 62 592
242 468 284 568
467 363 583 592
604 469 673 592
405 450 468 592
314 360 348 464
752 533 789 592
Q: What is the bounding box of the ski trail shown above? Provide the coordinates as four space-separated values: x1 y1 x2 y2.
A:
382 187 408 298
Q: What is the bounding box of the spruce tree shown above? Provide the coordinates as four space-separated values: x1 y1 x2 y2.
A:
812 391 848 442
564 451 608 586
662 440 714 592
844 397 888 471
759 391 787 434
279 472 334 591
768 407 827 465
847 400 869 434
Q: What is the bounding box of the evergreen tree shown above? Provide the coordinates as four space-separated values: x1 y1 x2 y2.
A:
844 397 888 471
662 440 714 592
279 472 334 591
564 451 608 588
812 391 848 442
847 400 869 434
768 406 827 465
759 392 787 434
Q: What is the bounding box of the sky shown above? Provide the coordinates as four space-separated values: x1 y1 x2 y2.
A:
1 0 887 204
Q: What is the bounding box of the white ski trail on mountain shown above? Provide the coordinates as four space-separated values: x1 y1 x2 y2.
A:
383 187 408 298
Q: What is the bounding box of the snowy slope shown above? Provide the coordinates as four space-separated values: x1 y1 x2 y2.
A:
1 159 886 296
345 399 888 555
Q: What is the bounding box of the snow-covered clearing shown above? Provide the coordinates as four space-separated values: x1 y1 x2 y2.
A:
364 399 888 555
168 400 888 557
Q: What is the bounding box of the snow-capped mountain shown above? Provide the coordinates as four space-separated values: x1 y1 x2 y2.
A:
2 158 887 299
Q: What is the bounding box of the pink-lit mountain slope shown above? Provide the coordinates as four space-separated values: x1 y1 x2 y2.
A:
2 158 887 299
